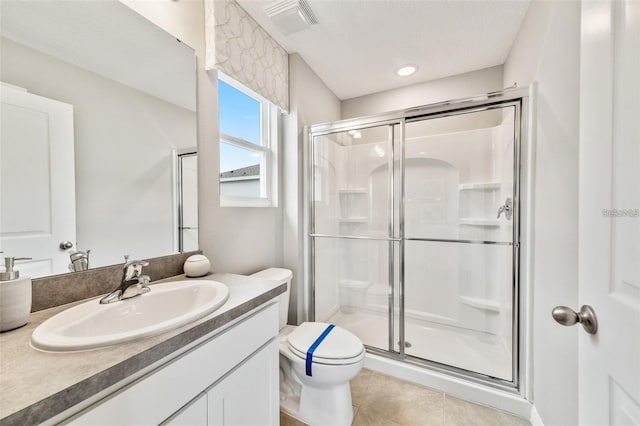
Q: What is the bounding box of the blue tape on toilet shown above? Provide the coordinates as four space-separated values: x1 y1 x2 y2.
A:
305 324 335 376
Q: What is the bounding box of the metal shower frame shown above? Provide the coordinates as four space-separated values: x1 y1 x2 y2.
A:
306 86 532 395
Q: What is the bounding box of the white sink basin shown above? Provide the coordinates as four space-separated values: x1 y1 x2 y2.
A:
31 280 229 352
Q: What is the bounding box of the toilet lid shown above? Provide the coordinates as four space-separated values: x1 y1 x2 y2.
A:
287 322 364 363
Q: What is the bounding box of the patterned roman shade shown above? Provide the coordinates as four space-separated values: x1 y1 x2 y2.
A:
205 0 289 112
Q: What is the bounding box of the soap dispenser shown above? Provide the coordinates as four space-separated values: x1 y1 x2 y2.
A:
0 255 32 332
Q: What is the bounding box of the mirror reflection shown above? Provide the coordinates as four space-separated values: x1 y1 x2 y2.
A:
0 0 198 278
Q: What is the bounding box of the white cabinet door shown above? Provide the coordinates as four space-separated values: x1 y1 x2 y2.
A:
164 393 207 426
0 84 76 277
68 304 279 426
208 339 279 426
578 0 640 424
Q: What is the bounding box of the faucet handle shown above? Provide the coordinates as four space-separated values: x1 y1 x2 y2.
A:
122 259 149 280
123 259 149 269
496 197 513 220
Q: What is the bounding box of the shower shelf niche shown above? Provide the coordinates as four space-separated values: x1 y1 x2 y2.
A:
459 296 501 312
458 181 509 227
338 279 371 290
458 182 502 191
458 218 501 227
338 217 369 223
338 188 369 222
338 188 368 194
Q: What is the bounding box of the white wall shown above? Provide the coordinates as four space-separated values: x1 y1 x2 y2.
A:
1 37 196 268
503 1 581 425
342 65 504 119
283 53 342 323
123 0 285 275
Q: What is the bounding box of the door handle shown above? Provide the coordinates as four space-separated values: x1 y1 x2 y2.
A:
59 241 73 250
552 305 598 335
497 197 513 220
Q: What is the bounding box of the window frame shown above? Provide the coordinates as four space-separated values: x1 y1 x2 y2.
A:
218 73 279 207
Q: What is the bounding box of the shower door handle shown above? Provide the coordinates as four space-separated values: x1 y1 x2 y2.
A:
497 198 513 220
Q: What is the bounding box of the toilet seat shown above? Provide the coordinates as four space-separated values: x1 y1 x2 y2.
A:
286 322 364 365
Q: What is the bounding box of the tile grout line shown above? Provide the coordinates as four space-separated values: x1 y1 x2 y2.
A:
443 392 447 426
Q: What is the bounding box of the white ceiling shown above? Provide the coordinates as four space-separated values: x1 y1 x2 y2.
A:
236 0 530 100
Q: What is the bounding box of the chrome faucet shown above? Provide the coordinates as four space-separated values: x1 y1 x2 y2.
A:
100 259 151 304
69 249 91 272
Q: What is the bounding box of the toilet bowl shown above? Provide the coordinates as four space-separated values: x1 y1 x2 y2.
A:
251 268 365 426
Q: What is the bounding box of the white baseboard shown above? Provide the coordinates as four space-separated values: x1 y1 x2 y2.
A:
529 405 544 425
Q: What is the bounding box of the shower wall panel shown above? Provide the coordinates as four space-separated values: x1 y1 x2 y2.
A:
313 127 393 239
314 237 391 351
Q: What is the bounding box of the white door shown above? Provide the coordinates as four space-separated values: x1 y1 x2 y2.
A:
578 0 639 424
175 151 198 252
0 84 76 277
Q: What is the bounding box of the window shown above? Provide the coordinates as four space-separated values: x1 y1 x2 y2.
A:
218 74 279 207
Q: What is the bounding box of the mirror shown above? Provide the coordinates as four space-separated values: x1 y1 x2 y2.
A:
0 0 198 278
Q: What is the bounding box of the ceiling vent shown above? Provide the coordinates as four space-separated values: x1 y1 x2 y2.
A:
264 0 318 35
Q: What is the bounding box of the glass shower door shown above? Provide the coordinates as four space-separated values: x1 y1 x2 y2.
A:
311 124 399 352
402 106 518 381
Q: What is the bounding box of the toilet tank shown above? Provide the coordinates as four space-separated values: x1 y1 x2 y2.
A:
250 268 292 330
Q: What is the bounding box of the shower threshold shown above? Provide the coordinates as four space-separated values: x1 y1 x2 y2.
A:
327 309 512 381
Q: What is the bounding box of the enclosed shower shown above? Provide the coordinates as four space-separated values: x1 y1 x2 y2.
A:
308 88 530 391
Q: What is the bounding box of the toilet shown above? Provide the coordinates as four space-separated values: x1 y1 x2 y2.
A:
251 268 365 426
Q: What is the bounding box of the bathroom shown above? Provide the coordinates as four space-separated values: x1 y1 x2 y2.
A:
0 0 637 425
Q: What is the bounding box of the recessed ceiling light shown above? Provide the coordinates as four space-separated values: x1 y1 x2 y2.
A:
396 65 417 77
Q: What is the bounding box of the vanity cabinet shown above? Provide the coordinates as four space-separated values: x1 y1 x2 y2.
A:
65 302 279 426
165 394 207 425
164 340 278 426
207 340 278 425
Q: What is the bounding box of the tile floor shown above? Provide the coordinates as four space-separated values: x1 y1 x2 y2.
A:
280 368 531 426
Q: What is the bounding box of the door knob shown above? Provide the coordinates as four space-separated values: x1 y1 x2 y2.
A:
552 305 598 335
59 241 73 250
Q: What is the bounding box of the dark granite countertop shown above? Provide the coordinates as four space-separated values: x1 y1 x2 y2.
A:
0 273 286 425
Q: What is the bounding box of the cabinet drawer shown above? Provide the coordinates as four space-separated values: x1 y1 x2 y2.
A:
68 302 278 425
